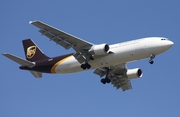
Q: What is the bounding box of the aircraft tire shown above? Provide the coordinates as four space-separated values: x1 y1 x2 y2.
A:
106 78 111 83
149 60 154 64
101 79 106 84
81 64 86 70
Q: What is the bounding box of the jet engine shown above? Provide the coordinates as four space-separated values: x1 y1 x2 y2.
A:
88 44 109 55
126 68 143 79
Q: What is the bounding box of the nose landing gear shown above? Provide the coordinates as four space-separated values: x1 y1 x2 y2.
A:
149 54 155 64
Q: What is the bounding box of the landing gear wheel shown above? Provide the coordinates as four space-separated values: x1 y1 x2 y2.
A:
106 78 111 83
100 67 111 84
101 78 111 84
150 54 155 59
101 79 106 84
149 60 154 64
86 64 91 69
80 63 91 70
81 64 86 70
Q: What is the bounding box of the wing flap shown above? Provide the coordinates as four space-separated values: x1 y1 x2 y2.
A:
39 30 72 50
111 77 132 91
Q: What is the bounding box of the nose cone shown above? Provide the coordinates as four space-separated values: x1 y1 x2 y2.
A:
168 41 174 48
159 40 174 53
163 40 174 51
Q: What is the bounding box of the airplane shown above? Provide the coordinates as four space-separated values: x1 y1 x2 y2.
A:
2 20 174 91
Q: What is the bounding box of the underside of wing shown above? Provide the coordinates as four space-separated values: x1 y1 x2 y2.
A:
94 63 142 91
111 74 132 91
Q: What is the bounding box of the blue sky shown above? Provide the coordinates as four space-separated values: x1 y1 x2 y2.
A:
1 0 180 117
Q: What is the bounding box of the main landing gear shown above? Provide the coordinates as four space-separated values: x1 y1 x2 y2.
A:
100 67 111 84
101 78 111 84
81 63 91 70
149 54 155 64
80 54 93 70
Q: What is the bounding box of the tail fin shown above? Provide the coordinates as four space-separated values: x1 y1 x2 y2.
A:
22 39 49 62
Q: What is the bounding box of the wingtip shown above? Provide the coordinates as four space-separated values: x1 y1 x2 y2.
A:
29 20 39 24
2 53 8 55
2 53 10 57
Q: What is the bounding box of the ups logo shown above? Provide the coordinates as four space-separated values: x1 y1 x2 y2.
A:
27 46 36 59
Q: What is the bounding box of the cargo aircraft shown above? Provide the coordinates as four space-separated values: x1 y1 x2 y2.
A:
2 21 174 91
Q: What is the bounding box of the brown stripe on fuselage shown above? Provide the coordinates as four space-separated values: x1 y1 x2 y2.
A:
19 53 74 73
51 55 73 73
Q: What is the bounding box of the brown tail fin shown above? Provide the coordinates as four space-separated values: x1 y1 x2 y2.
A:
22 39 50 62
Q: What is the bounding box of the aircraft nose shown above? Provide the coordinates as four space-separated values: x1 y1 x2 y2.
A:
161 40 174 51
145 38 174 55
168 40 174 48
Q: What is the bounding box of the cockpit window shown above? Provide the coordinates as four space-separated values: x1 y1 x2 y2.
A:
161 38 166 40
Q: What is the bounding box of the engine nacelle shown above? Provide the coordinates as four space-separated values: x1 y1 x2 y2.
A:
126 68 143 79
88 44 109 55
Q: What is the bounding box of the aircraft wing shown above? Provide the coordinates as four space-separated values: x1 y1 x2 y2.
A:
30 21 94 50
94 63 132 91
30 20 94 63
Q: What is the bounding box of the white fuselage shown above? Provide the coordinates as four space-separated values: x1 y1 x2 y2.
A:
54 37 174 74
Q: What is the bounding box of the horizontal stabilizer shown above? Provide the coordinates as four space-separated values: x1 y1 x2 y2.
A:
30 71 42 78
2 53 34 66
3 53 42 78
